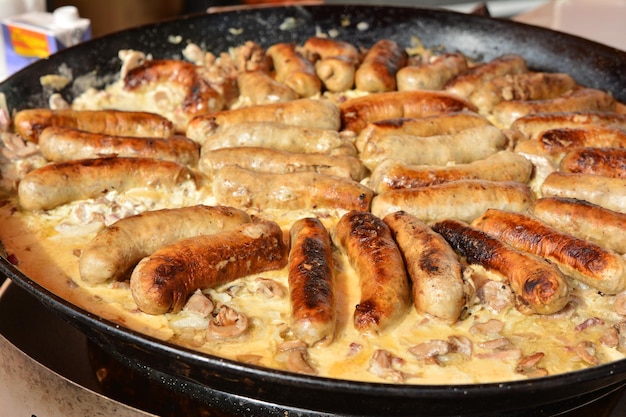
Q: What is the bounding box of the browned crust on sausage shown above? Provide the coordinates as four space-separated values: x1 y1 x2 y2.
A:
130 220 288 315
332 210 411 334
13 109 174 143
559 147 626 178
267 43 321 98
288 217 336 346
432 219 570 314
340 90 476 134
355 39 407 93
38 127 200 165
472 209 626 294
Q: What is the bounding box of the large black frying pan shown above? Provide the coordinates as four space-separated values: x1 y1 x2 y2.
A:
1 5 626 417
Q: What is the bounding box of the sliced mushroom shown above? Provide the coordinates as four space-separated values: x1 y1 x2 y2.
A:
409 340 450 364
368 349 404 382
207 304 249 338
469 318 504 336
278 340 317 375
614 291 626 316
183 289 214 317
516 352 548 378
448 335 473 357
254 277 286 299
119 49 147 79
574 341 599 366
476 280 514 314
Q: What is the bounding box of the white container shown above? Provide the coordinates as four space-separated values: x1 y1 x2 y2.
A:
1 5 91 78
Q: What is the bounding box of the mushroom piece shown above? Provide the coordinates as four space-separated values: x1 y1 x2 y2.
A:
254 277 286 299
409 340 450 365
119 49 147 79
207 304 249 338
183 289 214 317
278 340 317 375
368 349 405 382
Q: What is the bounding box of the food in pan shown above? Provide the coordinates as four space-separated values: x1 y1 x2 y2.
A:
0 34 625 385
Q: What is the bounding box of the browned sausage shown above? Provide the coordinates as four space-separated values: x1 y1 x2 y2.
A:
510 111 626 141
540 171 626 213
186 98 341 142
18 157 195 211
396 53 468 91
384 211 470 322
267 42 321 98
38 127 200 165
288 217 336 346
302 37 360 63
559 147 626 178
469 72 577 113
492 88 617 128
369 151 533 192
371 179 533 224
80 205 251 284
355 39 407 92
13 109 174 143
472 208 626 295
531 197 626 255
124 59 225 118
340 90 476 134
130 219 288 315
302 37 360 92
444 54 528 98
432 218 570 314
199 147 367 181
236 70 298 106
332 210 411 334
212 165 373 212
355 110 490 153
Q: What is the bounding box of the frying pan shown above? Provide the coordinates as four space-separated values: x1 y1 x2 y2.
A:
1 5 626 416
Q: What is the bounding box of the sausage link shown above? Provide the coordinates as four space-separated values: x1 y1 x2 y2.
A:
288 217 336 346
371 179 533 224
13 109 174 143
531 197 626 255
472 209 626 294
332 210 411 334
355 39 407 92
540 171 626 213
340 90 475 134
510 111 626 141
384 211 469 322
267 43 321 98
130 220 288 315
302 37 360 93
397 53 468 91
369 150 533 192
38 127 200 165
236 70 298 106
79 205 251 284
432 219 570 314
559 147 626 178
212 165 373 212
18 157 195 211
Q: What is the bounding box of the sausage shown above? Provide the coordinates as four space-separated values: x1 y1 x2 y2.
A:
288 217 336 346
514 126 626 162
302 37 360 93
38 127 200 165
130 219 288 315
332 210 411 334
371 179 533 224
212 165 373 212
540 171 626 213
340 90 476 134
492 88 617 128
18 156 195 211
236 70 298 106
123 59 225 119
355 110 490 152
302 37 360 63
199 121 356 156
510 111 626 141
383 211 469 322
79 205 252 284
266 42 321 98
359 124 508 170
469 72 577 113
531 197 626 255
472 208 626 295
355 39 407 92
444 54 528 98
199 146 367 181
369 150 533 193
396 53 468 91
13 109 174 143
186 98 341 143
432 219 570 314
559 147 626 178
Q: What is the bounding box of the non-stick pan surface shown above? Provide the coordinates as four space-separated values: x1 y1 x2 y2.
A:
1 5 626 417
